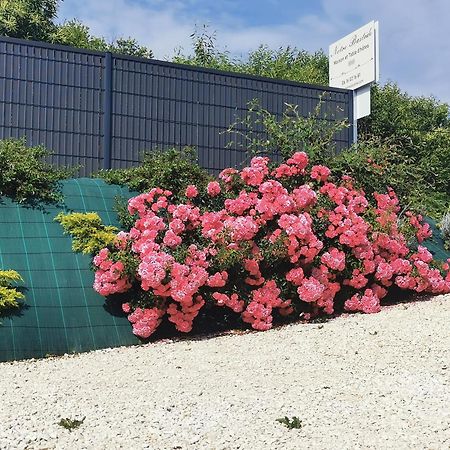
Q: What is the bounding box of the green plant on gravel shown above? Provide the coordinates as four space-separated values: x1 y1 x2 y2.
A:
55 212 118 254
0 138 74 205
0 270 25 313
276 416 303 430
58 416 85 432
96 147 212 202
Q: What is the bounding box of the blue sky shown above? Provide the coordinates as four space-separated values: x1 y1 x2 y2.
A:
57 0 450 105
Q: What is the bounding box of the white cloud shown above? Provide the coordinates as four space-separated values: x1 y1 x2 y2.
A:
57 0 194 58
57 0 450 103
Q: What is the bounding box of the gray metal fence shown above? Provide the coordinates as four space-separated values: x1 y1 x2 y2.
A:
0 36 353 176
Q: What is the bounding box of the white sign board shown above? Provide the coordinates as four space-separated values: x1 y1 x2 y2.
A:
329 21 378 90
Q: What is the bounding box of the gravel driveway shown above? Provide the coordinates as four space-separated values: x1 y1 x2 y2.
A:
1 294 449 450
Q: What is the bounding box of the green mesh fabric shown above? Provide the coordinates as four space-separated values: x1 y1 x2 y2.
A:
0 179 139 362
422 217 450 262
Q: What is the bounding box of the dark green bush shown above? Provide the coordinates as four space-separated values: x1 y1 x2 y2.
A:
356 83 450 217
0 138 74 204
326 136 447 216
225 99 348 164
97 147 212 202
226 102 448 217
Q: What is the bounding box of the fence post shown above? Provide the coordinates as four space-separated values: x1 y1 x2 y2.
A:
103 52 113 170
348 90 356 146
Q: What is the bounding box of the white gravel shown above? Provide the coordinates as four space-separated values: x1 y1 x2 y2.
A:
1 294 449 450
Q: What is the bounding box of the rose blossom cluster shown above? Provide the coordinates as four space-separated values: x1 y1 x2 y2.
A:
93 248 131 296
92 153 450 338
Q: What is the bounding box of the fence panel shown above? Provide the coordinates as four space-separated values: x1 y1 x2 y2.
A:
0 38 105 175
0 37 353 176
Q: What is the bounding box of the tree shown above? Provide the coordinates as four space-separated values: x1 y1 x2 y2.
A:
52 20 153 58
110 37 153 59
359 83 450 148
358 83 450 215
51 19 109 52
0 0 58 41
0 1 153 58
173 26 329 85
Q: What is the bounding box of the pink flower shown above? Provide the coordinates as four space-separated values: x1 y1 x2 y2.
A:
297 277 325 303
286 267 304 285
185 184 199 198
344 289 381 314
321 248 346 271
310 165 331 182
207 181 221 197
240 157 270 186
93 156 450 340
163 229 182 247
207 271 228 287
219 168 238 184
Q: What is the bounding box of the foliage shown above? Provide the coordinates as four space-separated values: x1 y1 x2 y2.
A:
225 99 348 164
357 83 450 216
175 30 449 217
0 0 58 41
55 212 118 255
52 20 153 58
0 138 73 204
110 37 153 59
327 136 444 216
51 19 109 51
0 1 153 58
359 83 450 146
173 25 329 85
58 416 85 432
84 152 449 339
0 270 25 313
227 99 448 218
276 416 303 430
113 196 138 231
97 147 212 203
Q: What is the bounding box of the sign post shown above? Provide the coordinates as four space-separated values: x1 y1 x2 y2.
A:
329 21 379 143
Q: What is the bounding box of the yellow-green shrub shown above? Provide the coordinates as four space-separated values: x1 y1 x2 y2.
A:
55 212 118 254
0 270 25 312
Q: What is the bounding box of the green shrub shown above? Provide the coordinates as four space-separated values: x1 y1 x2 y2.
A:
55 212 118 254
225 100 348 163
226 102 448 218
0 270 25 313
326 136 444 215
113 196 138 231
357 83 450 217
97 147 212 202
0 138 74 204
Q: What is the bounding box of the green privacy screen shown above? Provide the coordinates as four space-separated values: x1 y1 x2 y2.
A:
0 179 140 362
423 217 450 262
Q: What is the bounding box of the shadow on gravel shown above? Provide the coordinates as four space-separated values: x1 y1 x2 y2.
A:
144 288 443 345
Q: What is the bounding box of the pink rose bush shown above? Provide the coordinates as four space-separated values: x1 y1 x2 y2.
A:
92 153 450 338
